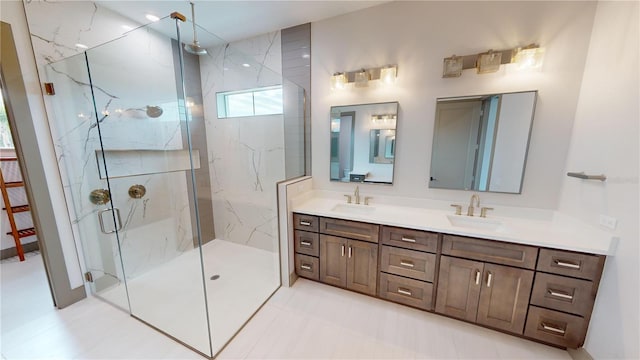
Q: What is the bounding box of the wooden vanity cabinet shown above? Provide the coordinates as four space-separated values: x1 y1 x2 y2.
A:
436 235 536 334
524 248 605 348
319 235 378 295
291 212 606 350
378 226 439 311
293 214 321 280
295 215 379 296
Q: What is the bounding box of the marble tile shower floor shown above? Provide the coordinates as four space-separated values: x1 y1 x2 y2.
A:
99 239 281 356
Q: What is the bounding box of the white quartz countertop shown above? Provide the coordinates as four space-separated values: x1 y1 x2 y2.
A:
293 197 617 256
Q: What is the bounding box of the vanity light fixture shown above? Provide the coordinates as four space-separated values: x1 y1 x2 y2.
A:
442 55 463 78
370 114 397 124
442 44 544 78
476 50 502 74
330 72 348 90
330 64 398 90
512 45 545 70
380 65 397 84
354 69 369 87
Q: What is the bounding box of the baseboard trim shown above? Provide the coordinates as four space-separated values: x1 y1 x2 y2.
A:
1 241 40 260
567 347 594 360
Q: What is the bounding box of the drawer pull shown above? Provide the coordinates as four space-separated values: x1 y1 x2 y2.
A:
400 260 414 268
299 220 312 226
554 259 581 270
341 245 345 257
300 264 312 271
486 271 493 288
474 270 481 285
541 322 566 335
400 237 416 243
397 287 412 296
300 240 312 247
348 246 352 258
548 289 574 300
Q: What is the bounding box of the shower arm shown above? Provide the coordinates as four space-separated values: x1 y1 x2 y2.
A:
190 2 199 44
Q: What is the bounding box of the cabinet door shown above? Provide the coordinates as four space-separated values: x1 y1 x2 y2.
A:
320 235 347 287
476 263 533 334
435 256 483 322
346 239 378 295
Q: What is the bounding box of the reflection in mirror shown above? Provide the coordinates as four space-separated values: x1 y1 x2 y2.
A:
429 91 537 193
330 102 398 184
369 129 395 164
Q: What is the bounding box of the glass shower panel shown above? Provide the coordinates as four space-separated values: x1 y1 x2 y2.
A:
192 26 304 354
84 18 211 356
44 53 129 309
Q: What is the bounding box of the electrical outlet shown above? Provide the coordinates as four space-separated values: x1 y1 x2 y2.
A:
599 215 617 230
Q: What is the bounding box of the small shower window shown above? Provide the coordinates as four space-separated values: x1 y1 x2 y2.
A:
216 85 283 118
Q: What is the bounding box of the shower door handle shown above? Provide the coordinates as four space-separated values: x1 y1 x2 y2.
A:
98 208 123 234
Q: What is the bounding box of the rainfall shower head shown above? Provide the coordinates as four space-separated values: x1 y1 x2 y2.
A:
184 42 207 56
184 2 207 56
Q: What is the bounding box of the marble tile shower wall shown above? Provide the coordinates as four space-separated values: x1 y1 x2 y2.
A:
24 1 195 282
199 31 285 252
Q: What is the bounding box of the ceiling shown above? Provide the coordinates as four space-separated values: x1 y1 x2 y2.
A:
98 1 389 44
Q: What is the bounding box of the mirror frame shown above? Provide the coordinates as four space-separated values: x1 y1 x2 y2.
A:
428 90 538 194
329 101 399 185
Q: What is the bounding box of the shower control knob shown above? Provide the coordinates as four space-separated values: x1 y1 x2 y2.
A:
89 189 111 205
128 184 147 199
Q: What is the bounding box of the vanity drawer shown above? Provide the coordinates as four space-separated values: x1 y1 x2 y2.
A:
381 226 438 253
378 272 433 311
524 306 586 348
380 246 436 282
442 235 538 270
294 230 320 257
320 217 379 243
537 249 605 281
293 213 319 232
295 254 319 281
530 273 595 317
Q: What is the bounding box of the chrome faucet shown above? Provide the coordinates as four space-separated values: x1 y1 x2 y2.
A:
354 186 360 205
467 193 480 216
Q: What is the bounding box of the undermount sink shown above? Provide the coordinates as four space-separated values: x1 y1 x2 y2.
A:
446 214 505 231
331 203 376 215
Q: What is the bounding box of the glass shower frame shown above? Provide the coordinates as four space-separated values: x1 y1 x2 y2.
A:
42 12 306 359
44 16 213 356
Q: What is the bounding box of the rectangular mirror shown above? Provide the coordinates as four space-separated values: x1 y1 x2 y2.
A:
330 102 398 184
429 91 537 193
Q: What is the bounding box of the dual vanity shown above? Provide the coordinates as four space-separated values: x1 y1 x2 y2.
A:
290 194 614 350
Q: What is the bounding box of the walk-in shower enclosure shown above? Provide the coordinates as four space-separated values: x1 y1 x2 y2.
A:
43 15 305 357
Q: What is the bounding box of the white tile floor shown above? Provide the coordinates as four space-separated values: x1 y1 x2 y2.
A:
1 253 572 359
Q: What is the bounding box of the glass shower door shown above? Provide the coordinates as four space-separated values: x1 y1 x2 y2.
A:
43 53 131 308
